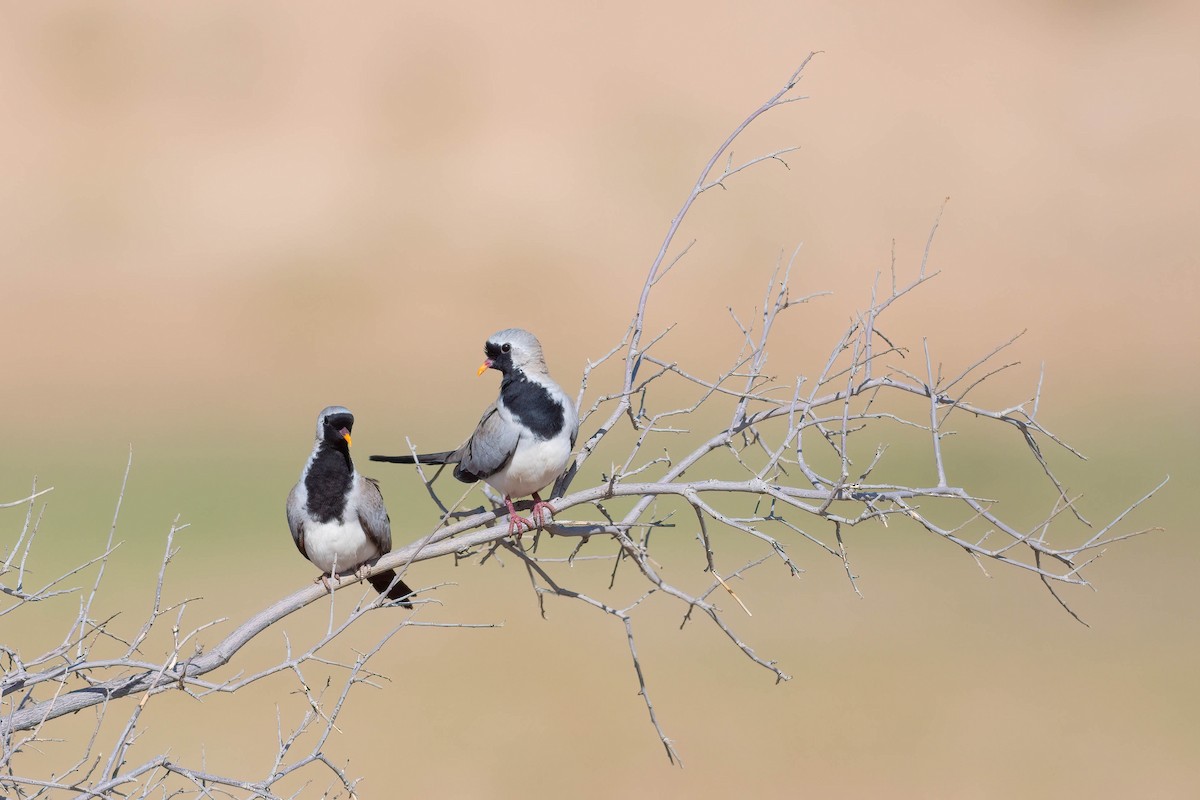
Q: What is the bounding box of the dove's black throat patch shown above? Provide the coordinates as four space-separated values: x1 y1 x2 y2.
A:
484 340 512 372
305 444 353 523
500 369 564 441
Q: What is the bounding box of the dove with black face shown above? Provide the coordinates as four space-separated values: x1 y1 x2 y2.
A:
287 405 413 606
370 328 578 535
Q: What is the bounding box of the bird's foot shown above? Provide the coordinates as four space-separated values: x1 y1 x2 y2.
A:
507 515 535 540
530 491 556 534
504 496 535 540
353 562 374 582
316 573 336 592
530 493 557 530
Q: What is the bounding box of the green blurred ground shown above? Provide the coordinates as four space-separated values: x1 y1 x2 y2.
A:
2 1 1198 797
3 407 1194 797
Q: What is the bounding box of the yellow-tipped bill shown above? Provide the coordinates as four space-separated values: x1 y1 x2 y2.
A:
342 432 352 447
477 360 491 376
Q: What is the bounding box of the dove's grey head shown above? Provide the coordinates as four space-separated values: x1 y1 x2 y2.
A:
479 328 549 377
314 405 355 448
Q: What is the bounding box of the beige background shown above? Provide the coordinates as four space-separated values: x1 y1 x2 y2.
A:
1 2 1197 797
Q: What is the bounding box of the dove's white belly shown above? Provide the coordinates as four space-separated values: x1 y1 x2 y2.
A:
487 434 572 499
303 518 378 576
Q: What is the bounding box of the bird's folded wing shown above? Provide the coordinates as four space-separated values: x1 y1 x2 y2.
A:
285 483 308 558
458 403 520 481
357 476 393 553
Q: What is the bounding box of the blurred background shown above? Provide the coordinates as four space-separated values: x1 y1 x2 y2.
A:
1 1 1197 797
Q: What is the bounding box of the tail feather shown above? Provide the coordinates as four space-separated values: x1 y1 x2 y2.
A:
369 450 458 465
368 569 415 607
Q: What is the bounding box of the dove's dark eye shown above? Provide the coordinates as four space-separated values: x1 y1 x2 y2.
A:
501 343 511 353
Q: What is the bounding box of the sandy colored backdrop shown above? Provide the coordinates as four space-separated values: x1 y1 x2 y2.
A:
1 2 1196 798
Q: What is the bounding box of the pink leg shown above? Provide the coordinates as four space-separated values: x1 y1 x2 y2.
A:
317 563 356 592
529 492 557 529
504 496 535 538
